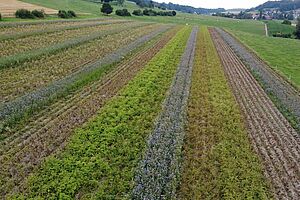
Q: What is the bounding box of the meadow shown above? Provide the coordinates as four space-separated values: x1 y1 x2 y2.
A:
232 30 300 87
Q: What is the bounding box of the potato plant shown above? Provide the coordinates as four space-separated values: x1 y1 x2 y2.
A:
178 27 271 199
13 27 191 199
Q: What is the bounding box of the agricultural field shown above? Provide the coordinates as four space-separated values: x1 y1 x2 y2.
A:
0 1 299 199
265 20 296 36
0 0 57 17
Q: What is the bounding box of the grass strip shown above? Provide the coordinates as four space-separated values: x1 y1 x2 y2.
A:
0 26 170 137
0 22 149 70
0 20 130 41
178 26 271 199
12 26 191 199
132 26 197 199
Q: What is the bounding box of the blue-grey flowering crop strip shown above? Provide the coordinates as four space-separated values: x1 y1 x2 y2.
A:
216 28 300 133
0 26 170 131
132 26 198 199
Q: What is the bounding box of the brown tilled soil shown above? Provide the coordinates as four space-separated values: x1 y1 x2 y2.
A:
210 28 300 200
0 0 57 17
0 27 178 197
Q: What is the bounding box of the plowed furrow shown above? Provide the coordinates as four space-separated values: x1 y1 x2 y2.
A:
210 28 300 200
0 28 178 197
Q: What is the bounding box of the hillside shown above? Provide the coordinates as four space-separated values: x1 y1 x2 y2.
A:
0 0 57 17
248 0 300 11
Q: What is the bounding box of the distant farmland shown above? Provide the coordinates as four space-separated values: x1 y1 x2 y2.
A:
0 1 299 199
0 0 57 17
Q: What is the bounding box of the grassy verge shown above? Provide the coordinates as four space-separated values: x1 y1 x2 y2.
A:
12 26 191 199
178 26 271 199
231 30 300 87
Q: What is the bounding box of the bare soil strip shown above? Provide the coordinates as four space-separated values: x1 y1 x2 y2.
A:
215 28 300 133
210 28 300 200
0 27 178 198
132 27 197 199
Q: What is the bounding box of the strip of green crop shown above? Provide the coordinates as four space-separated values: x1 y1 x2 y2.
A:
178 27 271 199
12 26 192 199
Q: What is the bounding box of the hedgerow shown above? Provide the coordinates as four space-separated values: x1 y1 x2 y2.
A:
13 26 191 199
178 27 271 199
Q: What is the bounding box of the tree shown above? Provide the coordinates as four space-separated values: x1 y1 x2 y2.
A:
295 18 300 39
282 19 292 25
101 3 113 15
117 0 125 6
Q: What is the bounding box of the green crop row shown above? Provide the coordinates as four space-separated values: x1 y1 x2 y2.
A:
178 27 271 199
11 26 191 199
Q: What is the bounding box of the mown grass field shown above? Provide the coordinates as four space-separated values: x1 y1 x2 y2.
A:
231 30 300 87
265 20 296 36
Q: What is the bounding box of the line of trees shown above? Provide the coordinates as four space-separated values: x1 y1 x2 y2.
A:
100 2 176 17
296 18 300 39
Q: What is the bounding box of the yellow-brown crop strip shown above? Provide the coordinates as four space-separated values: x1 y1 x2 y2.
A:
0 21 130 57
178 27 271 199
0 18 114 36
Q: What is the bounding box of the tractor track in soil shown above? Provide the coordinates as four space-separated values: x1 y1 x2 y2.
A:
210 28 300 200
0 27 178 197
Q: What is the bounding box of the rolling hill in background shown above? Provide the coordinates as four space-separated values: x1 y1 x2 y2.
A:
248 0 300 11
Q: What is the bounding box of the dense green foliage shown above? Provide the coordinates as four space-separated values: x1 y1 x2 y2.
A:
282 19 292 25
58 10 77 18
116 9 131 16
101 3 113 15
132 9 143 16
179 26 271 199
296 18 300 39
31 9 45 18
15 9 34 19
232 30 300 87
14 27 191 199
142 9 176 16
